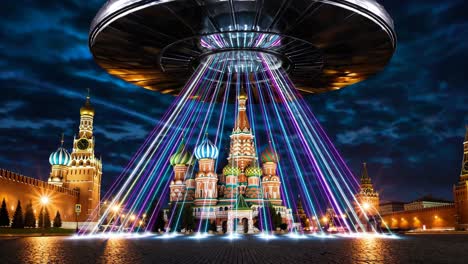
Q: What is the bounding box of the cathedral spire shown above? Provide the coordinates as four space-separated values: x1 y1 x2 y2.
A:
360 162 372 185
234 87 250 131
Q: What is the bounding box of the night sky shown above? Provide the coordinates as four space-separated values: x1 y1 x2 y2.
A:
1 0 467 202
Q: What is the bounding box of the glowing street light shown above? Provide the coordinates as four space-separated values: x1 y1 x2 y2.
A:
40 196 50 236
112 205 120 212
362 202 371 211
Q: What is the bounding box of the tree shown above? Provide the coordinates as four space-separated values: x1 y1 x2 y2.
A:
152 210 166 233
11 200 24 229
0 198 10 227
38 207 51 229
24 201 36 228
274 212 282 230
53 211 62 228
181 204 194 232
209 220 217 233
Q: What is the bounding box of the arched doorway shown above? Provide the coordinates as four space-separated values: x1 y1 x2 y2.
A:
242 218 248 234
222 221 227 234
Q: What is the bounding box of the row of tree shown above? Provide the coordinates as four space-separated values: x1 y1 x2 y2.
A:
0 198 62 228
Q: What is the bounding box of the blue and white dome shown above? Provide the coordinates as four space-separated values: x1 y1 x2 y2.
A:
194 136 219 160
49 146 72 166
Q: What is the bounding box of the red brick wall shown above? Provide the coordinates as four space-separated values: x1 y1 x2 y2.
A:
381 205 456 230
0 170 79 225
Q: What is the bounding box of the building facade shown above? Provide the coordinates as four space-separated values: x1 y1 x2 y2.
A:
0 94 102 228
168 92 291 233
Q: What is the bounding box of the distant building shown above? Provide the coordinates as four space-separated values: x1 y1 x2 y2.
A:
381 125 468 230
0 93 102 228
404 196 453 211
379 201 405 215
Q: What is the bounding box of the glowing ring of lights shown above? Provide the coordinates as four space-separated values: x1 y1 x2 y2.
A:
90 0 396 98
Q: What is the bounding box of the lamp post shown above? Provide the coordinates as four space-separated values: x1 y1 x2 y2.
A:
40 196 49 236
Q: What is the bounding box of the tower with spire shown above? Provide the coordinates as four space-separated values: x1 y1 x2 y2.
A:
354 162 379 216
227 90 257 194
66 91 103 222
454 125 468 230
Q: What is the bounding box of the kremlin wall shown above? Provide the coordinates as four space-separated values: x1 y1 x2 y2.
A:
0 169 79 227
357 126 468 231
0 94 102 229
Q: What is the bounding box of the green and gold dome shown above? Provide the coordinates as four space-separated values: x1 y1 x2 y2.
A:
223 165 240 176
245 165 262 177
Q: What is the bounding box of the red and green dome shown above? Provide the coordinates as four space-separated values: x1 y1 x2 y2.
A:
245 166 262 177
261 146 279 163
223 165 240 176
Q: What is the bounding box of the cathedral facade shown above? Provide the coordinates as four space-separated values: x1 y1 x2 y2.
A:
168 93 291 233
0 94 102 228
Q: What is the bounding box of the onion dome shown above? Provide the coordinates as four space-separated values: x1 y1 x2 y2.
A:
261 145 279 163
80 90 95 116
169 141 193 166
49 135 71 166
245 165 262 177
194 135 219 160
223 165 240 176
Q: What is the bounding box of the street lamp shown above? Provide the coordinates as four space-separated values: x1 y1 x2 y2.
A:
40 196 49 236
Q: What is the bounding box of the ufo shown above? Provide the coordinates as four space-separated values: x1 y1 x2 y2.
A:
89 0 396 98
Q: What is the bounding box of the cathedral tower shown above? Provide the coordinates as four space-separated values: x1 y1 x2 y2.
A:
66 92 102 222
454 126 468 230
48 134 71 187
227 91 257 194
261 146 282 205
354 162 379 216
194 135 219 206
169 139 193 203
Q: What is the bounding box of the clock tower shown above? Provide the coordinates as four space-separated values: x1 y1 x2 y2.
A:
65 92 102 223
454 125 468 230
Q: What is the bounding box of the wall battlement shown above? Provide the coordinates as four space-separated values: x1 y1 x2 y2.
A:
0 169 79 197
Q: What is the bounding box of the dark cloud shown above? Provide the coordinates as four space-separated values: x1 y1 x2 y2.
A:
0 0 467 201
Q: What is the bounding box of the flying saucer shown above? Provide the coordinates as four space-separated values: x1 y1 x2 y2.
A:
89 0 396 97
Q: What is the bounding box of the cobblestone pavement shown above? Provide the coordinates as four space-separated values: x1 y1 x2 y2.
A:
0 234 467 264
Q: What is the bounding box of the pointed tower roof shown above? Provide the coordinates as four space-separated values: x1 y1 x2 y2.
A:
234 87 250 131
234 195 250 210
80 88 95 116
360 162 371 185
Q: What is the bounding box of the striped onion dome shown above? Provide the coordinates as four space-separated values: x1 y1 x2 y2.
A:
194 136 219 160
245 165 262 177
261 146 279 163
223 165 240 176
169 141 193 166
49 146 71 166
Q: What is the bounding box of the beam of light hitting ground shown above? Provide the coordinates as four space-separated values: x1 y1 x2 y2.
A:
80 50 390 238
260 54 390 234
80 56 221 234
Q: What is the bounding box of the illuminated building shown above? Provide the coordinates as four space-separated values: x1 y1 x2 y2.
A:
0 94 102 227
169 93 291 233
354 163 379 217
